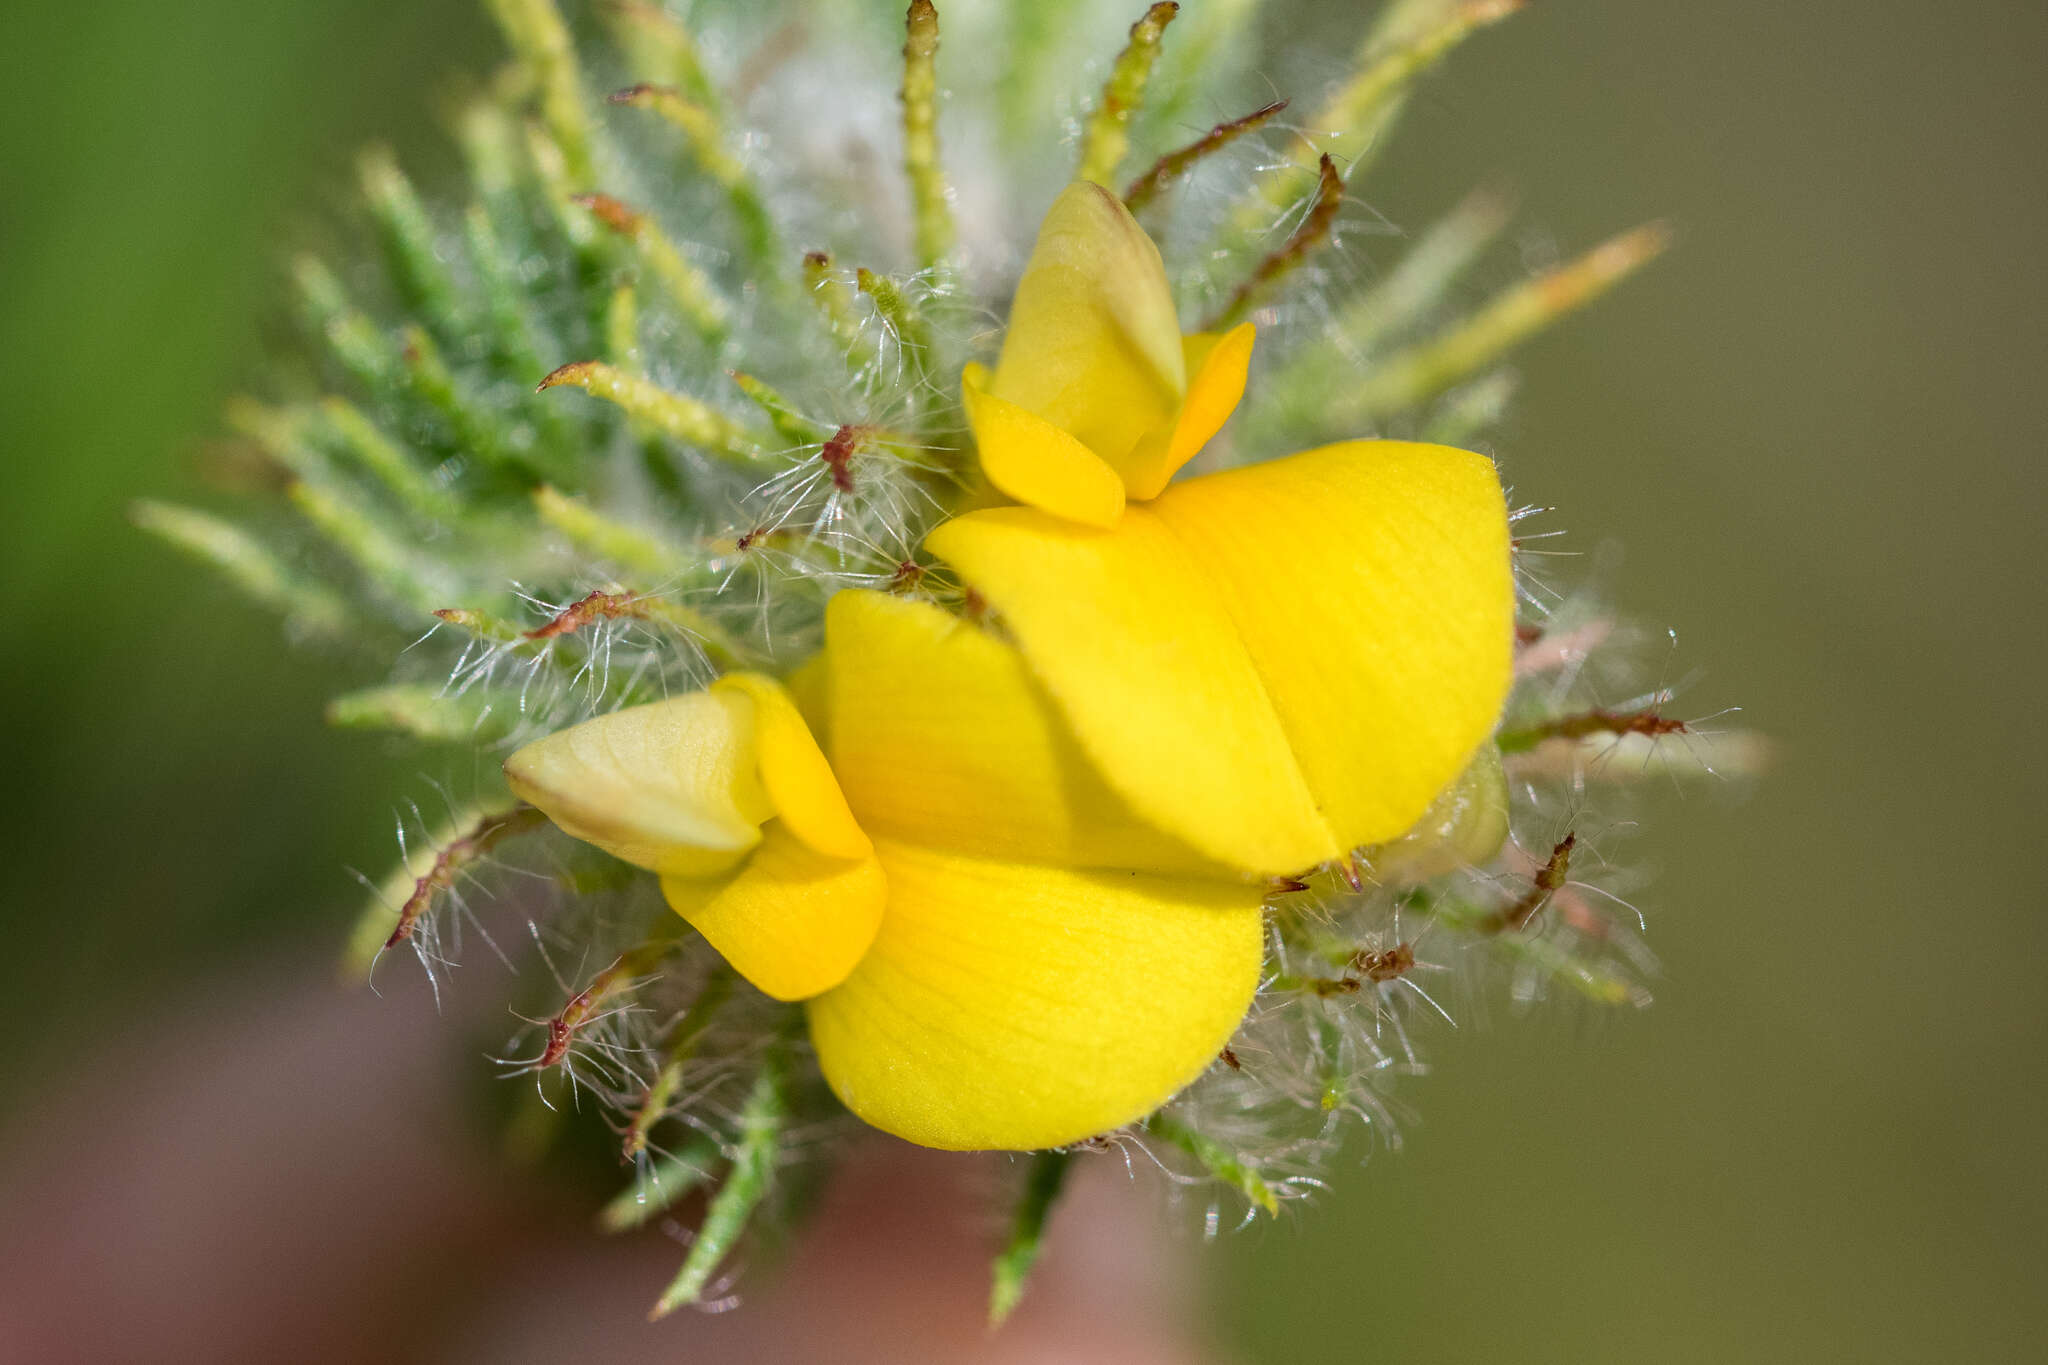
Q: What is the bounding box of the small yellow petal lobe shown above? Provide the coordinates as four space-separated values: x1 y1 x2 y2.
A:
662 825 886 1001
1121 322 1257 499
962 367 1127 528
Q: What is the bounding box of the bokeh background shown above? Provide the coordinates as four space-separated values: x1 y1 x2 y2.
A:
3 0 2043 1360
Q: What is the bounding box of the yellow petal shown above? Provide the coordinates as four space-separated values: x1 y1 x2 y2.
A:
822 589 1218 875
962 366 1126 528
1121 323 1257 500
662 824 886 1001
989 182 1185 469
926 505 1339 875
927 440 1513 872
1157 441 1514 850
713 672 871 862
503 691 771 878
806 839 1263 1150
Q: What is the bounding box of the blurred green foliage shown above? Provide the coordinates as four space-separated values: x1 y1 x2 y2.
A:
0 1 489 1054
1 0 2042 1360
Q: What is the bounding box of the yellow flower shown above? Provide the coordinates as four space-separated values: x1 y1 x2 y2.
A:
506 591 1265 1152
504 183 1516 1155
928 181 1517 877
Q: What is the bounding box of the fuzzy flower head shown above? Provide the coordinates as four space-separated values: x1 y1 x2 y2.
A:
147 0 1732 1321
506 186 1514 1150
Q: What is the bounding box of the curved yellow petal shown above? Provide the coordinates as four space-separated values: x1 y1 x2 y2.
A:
806 839 1263 1151
713 672 871 862
503 691 771 877
926 506 1339 875
989 182 1185 468
962 367 1126 528
927 441 1514 872
662 824 886 1002
822 589 1218 875
1121 323 1257 500
1155 441 1514 850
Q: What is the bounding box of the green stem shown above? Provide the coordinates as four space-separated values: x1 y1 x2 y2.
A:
899 1 954 273
624 966 737 1160
650 1041 789 1318
1145 1111 1279 1215
1124 98 1288 214
1204 153 1346 331
856 268 934 393
324 682 520 744
1077 4 1178 188
130 500 354 640
600 1132 726 1233
536 360 768 469
358 146 467 340
485 0 596 186
988 1148 1077 1325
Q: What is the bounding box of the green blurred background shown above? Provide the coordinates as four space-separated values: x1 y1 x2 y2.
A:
2 0 2042 1360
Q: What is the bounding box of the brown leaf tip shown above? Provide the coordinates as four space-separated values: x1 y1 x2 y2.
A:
536 360 597 393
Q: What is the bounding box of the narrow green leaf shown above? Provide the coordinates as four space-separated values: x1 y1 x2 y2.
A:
608 82 777 262
988 1148 1077 1326
343 804 547 975
1232 0 1522 240
855 268 933 390
1204 153 1346 331
600 1133 725 1233
649 1045 788 1318
573 191 731 342
288 478 463 616
899 1 954 272
358 146 467 339
318 397 462 523
1077 3 1179 188
1124 98 1288 214
802 250 870 366
1133 0 1260 148
1242 187 1514 445
623 967 737 1160
1145 1111 1279 1215
537 360 767 468
484 0 597 186
532 485 697 584
292 256 404 399
1423 371 1518 444
604 1 720 108
728 371 827 448
324 682 520 744
130 500 354 640
461 202 553 385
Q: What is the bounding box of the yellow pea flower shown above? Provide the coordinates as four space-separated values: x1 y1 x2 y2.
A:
505 185 1519 1155
506 589 1265 1152
928 182 1518 878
